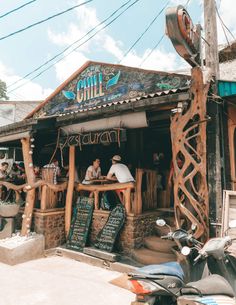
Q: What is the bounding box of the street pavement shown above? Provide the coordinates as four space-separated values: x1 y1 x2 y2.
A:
0 256 134 305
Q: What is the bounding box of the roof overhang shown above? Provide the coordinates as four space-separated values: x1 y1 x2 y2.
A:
0 117 56 145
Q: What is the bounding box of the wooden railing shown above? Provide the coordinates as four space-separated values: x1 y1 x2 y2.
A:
75 182 135 214
0 167 168 239
0 180 68 210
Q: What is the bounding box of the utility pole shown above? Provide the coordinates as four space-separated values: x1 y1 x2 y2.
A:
204 0 222 237
204 0 219 79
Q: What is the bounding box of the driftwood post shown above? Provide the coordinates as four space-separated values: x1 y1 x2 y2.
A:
170 67 209 241
65 146 75 237
21 137 36 236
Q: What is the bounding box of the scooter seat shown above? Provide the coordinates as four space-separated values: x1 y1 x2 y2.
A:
183 274 235 298
135 262 184 280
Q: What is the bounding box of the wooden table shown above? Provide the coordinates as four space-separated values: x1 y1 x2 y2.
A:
75 181 135 213
87 179 113 184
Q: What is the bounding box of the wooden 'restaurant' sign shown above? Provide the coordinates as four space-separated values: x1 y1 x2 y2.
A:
60 129 126 149
67 197 94 251
94 204 125 252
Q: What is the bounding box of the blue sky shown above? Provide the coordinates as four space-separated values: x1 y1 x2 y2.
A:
0 0 234 102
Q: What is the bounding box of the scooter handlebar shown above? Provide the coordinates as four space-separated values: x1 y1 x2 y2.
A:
161 235 172 240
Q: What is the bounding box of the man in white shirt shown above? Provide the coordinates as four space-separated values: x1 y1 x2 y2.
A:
106 155 134 183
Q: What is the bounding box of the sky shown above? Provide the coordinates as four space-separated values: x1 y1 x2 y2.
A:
0 0 235 107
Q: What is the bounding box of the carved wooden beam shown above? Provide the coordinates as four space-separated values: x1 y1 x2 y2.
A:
21 137 36 236
170 67 209 241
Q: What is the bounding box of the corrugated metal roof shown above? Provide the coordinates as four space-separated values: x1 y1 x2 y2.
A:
58 87 188 117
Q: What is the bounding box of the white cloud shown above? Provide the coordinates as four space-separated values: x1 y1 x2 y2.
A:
0 61 53 101
48 1 183 81
54 51 88 83
121 48 187 72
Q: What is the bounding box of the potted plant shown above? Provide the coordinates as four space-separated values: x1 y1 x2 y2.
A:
0 200 20 217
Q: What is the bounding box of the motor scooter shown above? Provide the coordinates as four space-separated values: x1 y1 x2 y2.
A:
128 219 236 305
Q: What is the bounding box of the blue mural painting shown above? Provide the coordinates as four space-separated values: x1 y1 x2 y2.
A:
34 63 190 118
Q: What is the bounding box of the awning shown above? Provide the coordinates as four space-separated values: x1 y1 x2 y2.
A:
0 131 31 143
61 112 148 135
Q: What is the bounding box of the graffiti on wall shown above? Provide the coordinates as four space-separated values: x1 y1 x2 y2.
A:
34 63 190 118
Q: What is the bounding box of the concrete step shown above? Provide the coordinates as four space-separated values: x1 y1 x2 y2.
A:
132 248 176 265
144 236 176 253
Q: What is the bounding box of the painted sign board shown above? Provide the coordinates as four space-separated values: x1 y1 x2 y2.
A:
94 203 125 252
66 196 94 252
33 62 190 118
166 6 201 67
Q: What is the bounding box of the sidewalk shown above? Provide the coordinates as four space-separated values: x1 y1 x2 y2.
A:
0 256 134 305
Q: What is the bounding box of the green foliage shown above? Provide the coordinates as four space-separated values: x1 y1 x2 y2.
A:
0 79 9 100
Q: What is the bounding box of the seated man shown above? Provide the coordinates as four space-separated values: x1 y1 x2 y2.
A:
82 158 102 185
106 155 134 204
106 155 134 183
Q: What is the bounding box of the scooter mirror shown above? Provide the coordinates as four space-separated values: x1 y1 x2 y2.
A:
156 219 166 227
181 246 191 256
229 219 236 228
191 223 197 232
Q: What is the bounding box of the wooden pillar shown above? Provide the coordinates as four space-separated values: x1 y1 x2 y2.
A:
124 188 131 214
227 105 236 190
21 137 36 236
133 169 143 215
65 146 75 237
40 185 47 210
94 191 99 210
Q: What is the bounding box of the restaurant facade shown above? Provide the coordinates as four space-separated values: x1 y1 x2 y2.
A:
0 54 235 263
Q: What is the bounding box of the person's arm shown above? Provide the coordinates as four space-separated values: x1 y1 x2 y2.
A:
106 166 117 181
87 169 94 180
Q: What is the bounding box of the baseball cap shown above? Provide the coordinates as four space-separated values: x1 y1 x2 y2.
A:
112 155 121 162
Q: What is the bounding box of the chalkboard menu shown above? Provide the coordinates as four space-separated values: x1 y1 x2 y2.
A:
67 197 94 252
94 204 125 252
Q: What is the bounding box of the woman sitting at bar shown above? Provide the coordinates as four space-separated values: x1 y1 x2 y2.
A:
82 158 102 185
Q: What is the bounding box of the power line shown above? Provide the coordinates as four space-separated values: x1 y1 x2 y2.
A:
217 11 230 46
184 0 191 8
139 34 165 67
7 0 134 90
0 0 92 42
215 5 236 41
8 0 141 94
118 1 170 64
0 0 37 19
